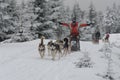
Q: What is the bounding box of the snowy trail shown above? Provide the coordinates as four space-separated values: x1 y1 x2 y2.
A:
0 34 120 80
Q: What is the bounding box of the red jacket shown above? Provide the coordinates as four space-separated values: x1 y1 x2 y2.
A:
61 22 89 36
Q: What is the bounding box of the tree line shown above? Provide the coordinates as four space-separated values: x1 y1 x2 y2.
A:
0 0 120 42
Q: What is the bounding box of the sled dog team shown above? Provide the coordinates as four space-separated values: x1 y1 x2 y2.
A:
38 36 70 60
38 33 110 60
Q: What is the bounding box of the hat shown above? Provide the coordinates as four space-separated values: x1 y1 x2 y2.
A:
72 18 76 23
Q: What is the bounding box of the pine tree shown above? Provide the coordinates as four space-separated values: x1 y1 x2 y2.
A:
111 3 118 33
33 0 53 38
71 2 82 22
26 0 38 39
103 7 112 33
97 12 104 36
10 1 26 42
6 0 18 36
88 2 97 27
103 4 117 33
46 0 67 39
103 3 120 34
65 6 71 23
87 2 98 41
0 0 10 41
61 6 71 37
79 3 97 41
76 51 93 68
10 0 38 42
117 5 120 33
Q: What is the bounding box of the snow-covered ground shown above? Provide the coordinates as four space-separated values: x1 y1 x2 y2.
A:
0 34 120 80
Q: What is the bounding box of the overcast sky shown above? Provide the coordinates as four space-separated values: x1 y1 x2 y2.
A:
64 0 120 11
16 0 120 12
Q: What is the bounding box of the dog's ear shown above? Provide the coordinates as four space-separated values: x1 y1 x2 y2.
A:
50 40 53 43
64 38 66 41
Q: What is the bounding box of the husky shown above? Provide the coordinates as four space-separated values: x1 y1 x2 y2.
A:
47 40 53 56
38 36 45 59
63 38 70 56
50 42 62 60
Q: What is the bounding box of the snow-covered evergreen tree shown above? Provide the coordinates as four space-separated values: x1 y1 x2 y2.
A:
79 3 97 41
0 0 10 41
97 12 104 36
88 2 97 27
103 7 111 33
103 3 120 33
21 0 38 40
10 0 37 42
87 2 99 40
6 0 18 37
116 5 120 33
61 6 71 38
71 2 82 22
75 51 93 68
33 0 54 39
46 0 68 39
65 6 71 23
56 5 70 39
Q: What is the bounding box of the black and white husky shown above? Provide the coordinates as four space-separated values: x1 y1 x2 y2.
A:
50 42 62 60
38 36 45 59
63 38 70 56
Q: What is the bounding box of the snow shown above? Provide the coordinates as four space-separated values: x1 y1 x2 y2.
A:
0 34 120 80
3 15 11 20
0 3 9 8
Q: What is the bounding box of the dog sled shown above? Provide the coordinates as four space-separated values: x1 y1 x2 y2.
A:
70 36 80 51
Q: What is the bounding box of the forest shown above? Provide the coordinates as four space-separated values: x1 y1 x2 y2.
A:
0 0 120 42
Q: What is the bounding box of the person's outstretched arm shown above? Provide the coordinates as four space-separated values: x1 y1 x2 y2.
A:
79 23 91 28
59 22 69 27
